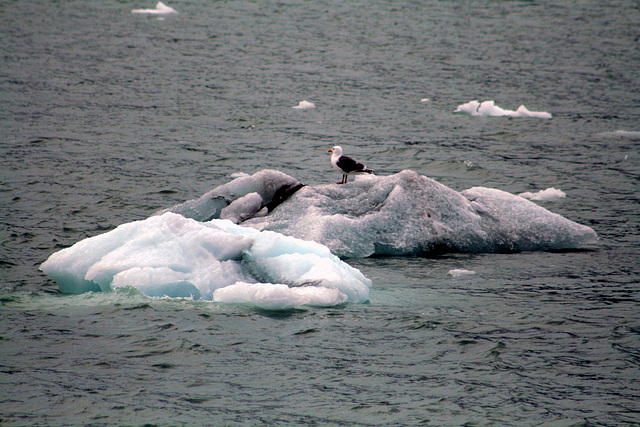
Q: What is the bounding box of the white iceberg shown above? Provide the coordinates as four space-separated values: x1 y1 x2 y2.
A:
292 100 316 110
131 2 177 14
455 100 552 119
519 188 566 201
40 212 371 307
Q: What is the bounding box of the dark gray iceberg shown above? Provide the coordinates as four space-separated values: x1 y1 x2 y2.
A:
161 169 598 258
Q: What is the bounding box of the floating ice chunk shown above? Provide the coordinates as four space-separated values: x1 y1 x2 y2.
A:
213 282 348 310
131 2 177 14
420 98 430 103
292 100 316 109
455 100 551 118
240 170 596 256
40 213 371 306
448 269 476 277
41 213 252 297
518 188 566 201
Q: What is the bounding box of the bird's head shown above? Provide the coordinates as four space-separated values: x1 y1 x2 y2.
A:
328 146 342 156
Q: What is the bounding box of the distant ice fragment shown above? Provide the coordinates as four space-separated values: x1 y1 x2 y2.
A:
455 100 551 118
448 269 476 277
420 98 430 103
131 2 177 14
518 188 566 201
40 213 371 307
293 100 316 109
599 130 640 140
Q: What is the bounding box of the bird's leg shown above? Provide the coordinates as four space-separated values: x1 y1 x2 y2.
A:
337 174 347 184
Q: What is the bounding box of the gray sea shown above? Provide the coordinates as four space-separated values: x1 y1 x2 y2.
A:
1 0 639 425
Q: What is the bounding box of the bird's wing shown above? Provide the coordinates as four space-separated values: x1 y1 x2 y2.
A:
336 155 367 173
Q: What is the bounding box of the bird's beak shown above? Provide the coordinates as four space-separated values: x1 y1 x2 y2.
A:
328 149 333 153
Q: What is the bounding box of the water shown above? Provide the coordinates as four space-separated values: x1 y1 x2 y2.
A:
1 0 639 425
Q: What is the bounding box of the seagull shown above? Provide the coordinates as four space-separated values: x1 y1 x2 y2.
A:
328 146 374 184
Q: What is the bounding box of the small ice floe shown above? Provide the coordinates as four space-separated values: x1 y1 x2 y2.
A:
518 188 566 201
292 100 316 110
455 100 552 119
448 269 476 277
131 2 177 14
420 98 430 103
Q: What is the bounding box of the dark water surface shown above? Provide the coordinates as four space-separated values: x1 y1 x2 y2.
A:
2 0 639 425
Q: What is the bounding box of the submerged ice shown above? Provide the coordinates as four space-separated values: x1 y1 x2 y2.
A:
40 213 371 307
164 169 597 258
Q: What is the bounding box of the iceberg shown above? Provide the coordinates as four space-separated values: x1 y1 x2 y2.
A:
455 100 552 118
166 169 596 257
41 169 597 304
40 212 371 307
